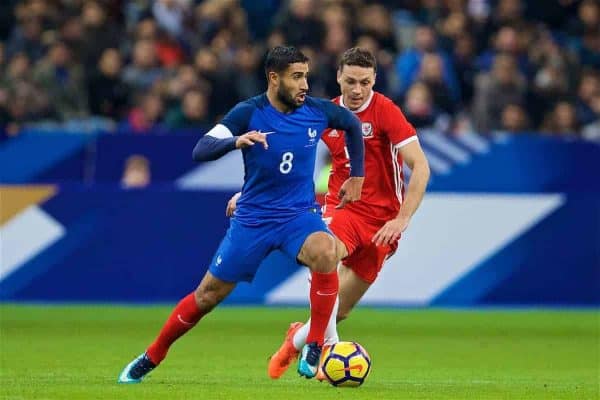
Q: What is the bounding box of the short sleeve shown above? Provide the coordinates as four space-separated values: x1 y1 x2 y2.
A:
219 100 256 136
382 100 417 147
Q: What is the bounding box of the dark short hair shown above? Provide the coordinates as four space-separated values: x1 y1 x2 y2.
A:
264 46 309 77
339 47 377 72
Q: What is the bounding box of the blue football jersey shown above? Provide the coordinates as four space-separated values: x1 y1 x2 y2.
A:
219 93 360 225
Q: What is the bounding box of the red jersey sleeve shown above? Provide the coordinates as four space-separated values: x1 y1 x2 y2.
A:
381 99 417 146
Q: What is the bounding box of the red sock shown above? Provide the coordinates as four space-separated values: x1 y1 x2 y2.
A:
306 271 339 346
146 293 205 364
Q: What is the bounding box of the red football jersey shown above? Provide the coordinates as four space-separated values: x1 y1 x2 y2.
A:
322 91 417 222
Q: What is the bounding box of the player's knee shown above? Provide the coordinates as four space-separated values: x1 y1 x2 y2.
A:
306 239 337 273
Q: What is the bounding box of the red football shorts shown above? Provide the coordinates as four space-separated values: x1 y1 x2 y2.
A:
323 206 398 284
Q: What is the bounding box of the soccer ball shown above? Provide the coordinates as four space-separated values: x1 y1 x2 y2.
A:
321 341 371 387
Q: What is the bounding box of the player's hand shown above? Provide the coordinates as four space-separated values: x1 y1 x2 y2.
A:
372 215 410 246
226 192 241 217
235 131 268 150
336 177 364 209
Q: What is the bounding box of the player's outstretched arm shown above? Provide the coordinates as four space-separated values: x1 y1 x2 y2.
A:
372 140 430 245
192 125 268 162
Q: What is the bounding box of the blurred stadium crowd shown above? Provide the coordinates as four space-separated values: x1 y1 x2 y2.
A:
0 0 598 140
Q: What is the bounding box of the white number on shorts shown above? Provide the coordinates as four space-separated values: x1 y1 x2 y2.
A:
279 151 294 174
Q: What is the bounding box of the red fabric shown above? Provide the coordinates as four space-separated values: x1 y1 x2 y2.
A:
322 92 417 223
146 292 205 364
306 271 339 346
155 42 185 67
324 207 398 284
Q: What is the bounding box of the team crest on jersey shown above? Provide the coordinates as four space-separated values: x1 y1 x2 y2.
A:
328 130 339 138
307 127 318 146
361 122 373 138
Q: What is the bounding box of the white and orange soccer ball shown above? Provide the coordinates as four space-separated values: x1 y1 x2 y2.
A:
321 341 371 387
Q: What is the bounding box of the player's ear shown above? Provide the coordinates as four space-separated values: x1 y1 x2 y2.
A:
336 68 342 84
268 71 279 86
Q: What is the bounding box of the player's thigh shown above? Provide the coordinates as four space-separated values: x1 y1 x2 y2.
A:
343 240 391 285
323 207 361 261
194 270 237 312
208 219 273 283
337 264 371 321
280 211 335 271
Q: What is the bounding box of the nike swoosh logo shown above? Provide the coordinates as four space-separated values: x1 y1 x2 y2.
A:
316 290 337 296
335 364 364 373
258 131 276 135
177 314 194 326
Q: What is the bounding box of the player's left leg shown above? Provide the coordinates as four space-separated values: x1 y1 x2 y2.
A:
336 264 372 322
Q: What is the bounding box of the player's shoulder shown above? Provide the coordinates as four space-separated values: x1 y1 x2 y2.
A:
234 93 268 112
304 95 335 110
372 91 397 109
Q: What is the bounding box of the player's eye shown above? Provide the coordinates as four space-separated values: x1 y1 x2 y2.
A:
361 80 370 86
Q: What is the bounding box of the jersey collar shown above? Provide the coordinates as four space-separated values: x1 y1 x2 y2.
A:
339 90 374 113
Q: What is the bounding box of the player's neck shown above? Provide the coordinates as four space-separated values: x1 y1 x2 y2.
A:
266 89 294 114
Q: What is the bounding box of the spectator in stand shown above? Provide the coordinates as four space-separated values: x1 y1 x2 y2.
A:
80 0 121 69
395 25 460 103
121 154 151 189
193 47 235 120
123 39 166 95
541 101 580 136
500 103 530 133
452 33 478 105
119 92 166 135
0 51 54 135
575 69 600 126
164 89 211 132
87 48 131 120
472 54 527 133
356 3 398 53
476 25 532 78
275 0 325 48
152 0 190 40
33 40 88 120
232 45 263 100
403 81 449 131
418 53 457 114
6 16 45 61
565 0 600 38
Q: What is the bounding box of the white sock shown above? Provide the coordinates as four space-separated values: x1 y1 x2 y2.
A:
292 297 340 350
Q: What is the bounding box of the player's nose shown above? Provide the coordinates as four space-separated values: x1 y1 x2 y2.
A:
300 78 308 91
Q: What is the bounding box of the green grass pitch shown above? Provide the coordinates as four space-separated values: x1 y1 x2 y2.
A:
0 305 598 399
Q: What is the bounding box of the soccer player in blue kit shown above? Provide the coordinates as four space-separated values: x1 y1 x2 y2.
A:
118 46 365 383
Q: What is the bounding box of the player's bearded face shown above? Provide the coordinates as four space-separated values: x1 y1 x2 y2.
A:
338 65 376 111
277 63 309 109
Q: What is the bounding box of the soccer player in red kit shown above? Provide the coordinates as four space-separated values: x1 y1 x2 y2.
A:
227 47 430 379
